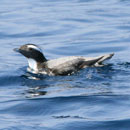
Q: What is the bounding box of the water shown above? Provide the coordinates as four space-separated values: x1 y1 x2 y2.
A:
0 0 130 129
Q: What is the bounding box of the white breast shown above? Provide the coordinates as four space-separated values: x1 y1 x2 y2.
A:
27 58 38 71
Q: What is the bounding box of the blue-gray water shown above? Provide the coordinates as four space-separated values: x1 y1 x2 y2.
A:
0 0 130 129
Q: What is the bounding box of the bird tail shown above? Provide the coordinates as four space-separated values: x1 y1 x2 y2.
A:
95 53 114 66
81 53 114 68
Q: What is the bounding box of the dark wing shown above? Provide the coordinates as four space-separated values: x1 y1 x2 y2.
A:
50 56 104 75
51 58 85 75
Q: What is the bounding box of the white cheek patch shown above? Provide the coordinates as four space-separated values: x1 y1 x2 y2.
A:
27 58 38 71
27 45 42 53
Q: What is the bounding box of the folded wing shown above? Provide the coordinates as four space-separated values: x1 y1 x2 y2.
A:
45 53 114 75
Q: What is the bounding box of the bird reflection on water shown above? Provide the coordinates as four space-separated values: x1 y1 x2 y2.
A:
21 64 114 98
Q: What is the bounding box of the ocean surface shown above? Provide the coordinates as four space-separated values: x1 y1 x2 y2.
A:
0 0 130 129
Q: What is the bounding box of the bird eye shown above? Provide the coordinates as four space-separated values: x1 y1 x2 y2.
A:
29 48 33 51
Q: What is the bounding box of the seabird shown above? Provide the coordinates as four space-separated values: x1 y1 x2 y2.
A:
14 44 114 76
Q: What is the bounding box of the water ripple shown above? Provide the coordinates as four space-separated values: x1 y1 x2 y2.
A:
0 0 130 129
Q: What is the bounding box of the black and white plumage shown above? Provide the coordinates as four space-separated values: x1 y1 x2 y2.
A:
14 44 114 76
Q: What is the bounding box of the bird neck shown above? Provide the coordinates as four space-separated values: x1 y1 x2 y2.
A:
35 53 47 63
27 57 47 72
